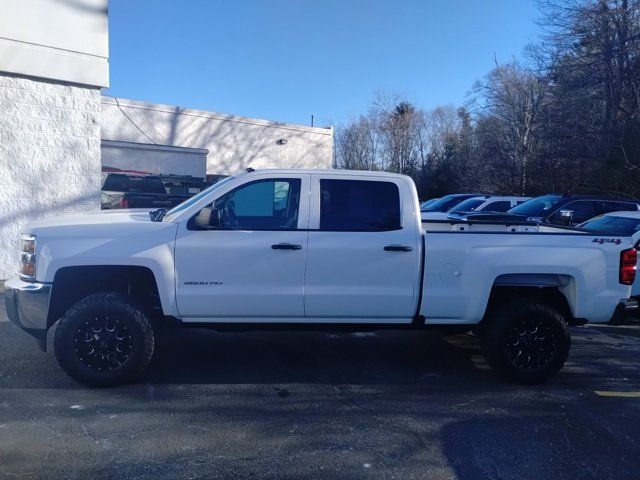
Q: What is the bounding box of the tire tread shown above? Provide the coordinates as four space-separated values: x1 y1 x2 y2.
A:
54 292 154 387
481 298 570 385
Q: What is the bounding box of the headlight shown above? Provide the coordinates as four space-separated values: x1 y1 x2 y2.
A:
18 234 36 280
19 235 36 254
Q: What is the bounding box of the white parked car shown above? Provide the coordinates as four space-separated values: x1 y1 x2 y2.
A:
422 195 531 221
5 169 638 386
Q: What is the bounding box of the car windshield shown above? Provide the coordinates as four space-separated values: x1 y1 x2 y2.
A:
162 175 236 221
578 215 640 236
508 195 564 217
422 194 474 212
448 198 485 213
420 198 439 209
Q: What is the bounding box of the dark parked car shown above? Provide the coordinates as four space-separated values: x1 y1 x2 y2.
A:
461 194 640 226
101 173 206 210
419 198 440 210
420 194 481 213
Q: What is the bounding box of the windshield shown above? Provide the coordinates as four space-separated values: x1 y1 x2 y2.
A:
508 195 564 217
578 215 640 236
422 194 475 212
448 198 485 213
420 198 439 209
162 175 236 221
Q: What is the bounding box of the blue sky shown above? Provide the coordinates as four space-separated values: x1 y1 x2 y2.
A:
105 0 541 127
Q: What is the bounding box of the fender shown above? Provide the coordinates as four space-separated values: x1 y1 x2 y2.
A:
28 216 179 316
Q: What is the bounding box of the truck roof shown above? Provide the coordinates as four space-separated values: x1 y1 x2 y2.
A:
242 168 412 180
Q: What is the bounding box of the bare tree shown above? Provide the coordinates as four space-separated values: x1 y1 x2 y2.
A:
471 61 548 194
539 0 640 195
335 0 640 199
334 116 379 171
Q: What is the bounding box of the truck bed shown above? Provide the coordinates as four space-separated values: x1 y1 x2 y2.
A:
422 218 583 233
419 228 632 325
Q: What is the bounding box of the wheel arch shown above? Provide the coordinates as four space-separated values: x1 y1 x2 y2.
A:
47 265 166 331
484 275 581 327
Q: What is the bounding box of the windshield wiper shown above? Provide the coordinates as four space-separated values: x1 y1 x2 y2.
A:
149 208 167 222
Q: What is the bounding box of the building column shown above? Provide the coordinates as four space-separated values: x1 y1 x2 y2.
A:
0 73 102 279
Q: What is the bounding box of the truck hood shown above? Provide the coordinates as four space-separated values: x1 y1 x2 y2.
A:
24 209 156 235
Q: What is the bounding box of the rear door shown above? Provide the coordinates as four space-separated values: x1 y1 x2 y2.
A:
304 175 421 322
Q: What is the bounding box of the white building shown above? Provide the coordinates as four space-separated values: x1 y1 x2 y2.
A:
0 0 333 280
101 96 333 178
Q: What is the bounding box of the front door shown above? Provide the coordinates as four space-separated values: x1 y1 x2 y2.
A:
174 174 309 320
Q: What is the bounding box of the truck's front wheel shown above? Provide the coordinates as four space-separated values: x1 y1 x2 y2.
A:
481 299 570 384
54 293 155 387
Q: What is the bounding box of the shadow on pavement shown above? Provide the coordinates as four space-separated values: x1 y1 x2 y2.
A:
142 328 492 386
1 320 639 393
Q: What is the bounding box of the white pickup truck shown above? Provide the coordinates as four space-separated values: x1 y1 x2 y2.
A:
5 169 638 386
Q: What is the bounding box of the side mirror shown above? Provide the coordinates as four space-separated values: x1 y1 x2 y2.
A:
554 209 574 225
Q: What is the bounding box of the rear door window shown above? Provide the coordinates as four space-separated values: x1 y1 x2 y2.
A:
601 201 638 214
557 201 600 224
482 201 511 212
320 179 401 231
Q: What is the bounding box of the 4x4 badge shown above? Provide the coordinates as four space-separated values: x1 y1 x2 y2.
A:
592 238 622 245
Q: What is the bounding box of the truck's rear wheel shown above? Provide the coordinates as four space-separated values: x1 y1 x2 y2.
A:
54 292 154 387
481 299 570 384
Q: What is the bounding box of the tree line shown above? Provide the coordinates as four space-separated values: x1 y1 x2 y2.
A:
334 0 640 201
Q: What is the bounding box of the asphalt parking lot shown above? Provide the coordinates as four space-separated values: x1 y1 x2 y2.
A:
1 300 639 479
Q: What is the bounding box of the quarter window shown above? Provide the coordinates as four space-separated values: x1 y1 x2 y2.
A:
320 179 401 231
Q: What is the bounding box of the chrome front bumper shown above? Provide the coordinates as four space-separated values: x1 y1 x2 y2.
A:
4 277 52 351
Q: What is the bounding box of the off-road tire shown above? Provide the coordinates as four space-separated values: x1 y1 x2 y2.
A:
54 292 155 387
481 298 570 385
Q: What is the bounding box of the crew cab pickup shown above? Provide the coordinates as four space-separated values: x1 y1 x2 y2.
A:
101 173 204 210
5 169 638 386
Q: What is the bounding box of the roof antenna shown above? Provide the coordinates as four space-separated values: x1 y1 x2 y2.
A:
245 167 255 173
